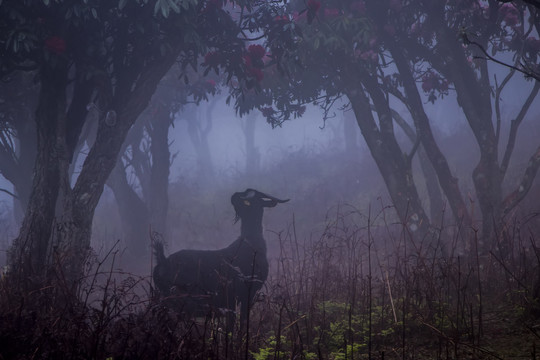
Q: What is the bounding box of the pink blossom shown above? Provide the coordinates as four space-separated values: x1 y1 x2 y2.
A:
243 54 252 67
360 50 378 63
274 15 290 23
499 3 518 16
499 3 520 27
248 44 266 59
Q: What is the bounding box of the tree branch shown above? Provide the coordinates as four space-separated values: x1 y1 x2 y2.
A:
502 144 540 215
500 80 540 179
464 35 540 81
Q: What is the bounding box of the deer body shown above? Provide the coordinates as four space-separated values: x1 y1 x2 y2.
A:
153 189 287 318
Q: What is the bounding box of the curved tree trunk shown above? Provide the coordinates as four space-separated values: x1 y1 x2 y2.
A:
389 42 472 231
347 78 432 243
9 47 179 289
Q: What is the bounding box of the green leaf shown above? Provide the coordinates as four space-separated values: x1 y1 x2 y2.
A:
313 36 320 50
91 8 97 18
118 0 127 9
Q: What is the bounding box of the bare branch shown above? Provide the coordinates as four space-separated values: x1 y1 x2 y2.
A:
500 80 540 179
502 144 540 215
464 36 540 81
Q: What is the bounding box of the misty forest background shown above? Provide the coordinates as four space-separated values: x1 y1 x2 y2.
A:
2 0 540 358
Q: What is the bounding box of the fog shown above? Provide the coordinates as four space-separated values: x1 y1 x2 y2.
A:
4 1 540 357
2 65 539 270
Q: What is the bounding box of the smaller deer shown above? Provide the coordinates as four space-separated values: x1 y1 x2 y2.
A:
153 189 288 320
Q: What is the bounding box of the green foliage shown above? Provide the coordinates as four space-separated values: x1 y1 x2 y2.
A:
251 335 287 360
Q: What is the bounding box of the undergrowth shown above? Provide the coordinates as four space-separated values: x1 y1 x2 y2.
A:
1 208 540 359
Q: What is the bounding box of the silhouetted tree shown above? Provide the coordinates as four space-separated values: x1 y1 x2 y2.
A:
237 0 540 248
0 0 260 289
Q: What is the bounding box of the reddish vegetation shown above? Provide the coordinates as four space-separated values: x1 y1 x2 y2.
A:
44 36 66 54
499 3 520 27
247 66 264 82
421 71 449 92
248 44 266 59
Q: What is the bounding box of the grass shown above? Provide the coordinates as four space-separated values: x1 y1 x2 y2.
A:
1 207 540 359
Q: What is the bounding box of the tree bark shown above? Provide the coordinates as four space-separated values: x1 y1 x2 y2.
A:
49 50 179 283
347 78 432 243
8 61 68 285
389 42 472 230
438 29 501 245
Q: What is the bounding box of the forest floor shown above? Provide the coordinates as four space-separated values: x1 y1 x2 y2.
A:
1 216 540 359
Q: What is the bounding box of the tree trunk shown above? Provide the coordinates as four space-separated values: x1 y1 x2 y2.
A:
8 61 68 286
389 42 472 230
51 54 177 284
438 30 501 246
108 159 150 259
148 102 171 235
347 79 432 243
390 109 444 225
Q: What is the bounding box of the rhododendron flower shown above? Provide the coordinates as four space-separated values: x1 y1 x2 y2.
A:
359 50 378 63
274 15 290 23
499 3 520 27
243 54 253 67
248 44 266 59
45 36 66 54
